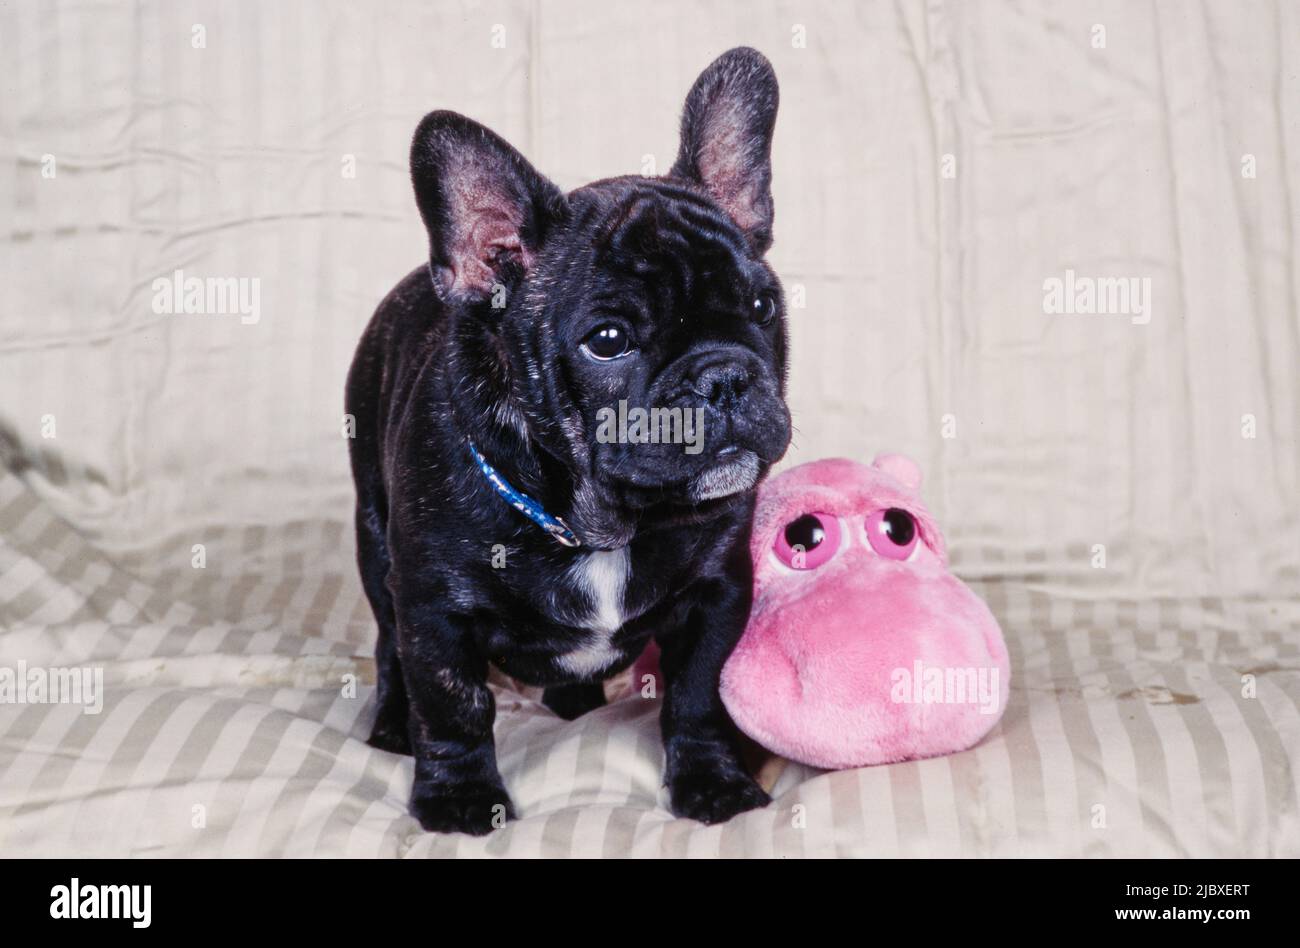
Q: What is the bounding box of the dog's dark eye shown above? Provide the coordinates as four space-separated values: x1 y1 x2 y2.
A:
751 294 777 326
582 325 632 361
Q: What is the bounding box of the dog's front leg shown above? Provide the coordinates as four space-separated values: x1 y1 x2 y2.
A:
658 577 771 824
397 609 514 835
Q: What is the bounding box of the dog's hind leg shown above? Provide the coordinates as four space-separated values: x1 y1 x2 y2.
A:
542 682 607 720
355 497 412 755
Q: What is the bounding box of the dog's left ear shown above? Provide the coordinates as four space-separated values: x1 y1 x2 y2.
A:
670 47 779 252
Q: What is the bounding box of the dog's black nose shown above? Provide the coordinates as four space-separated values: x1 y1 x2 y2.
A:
691 360 751 408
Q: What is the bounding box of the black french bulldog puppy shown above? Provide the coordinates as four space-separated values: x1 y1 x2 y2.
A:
346 47 791 835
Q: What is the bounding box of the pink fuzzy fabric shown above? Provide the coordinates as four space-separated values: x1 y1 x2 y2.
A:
630 455 1012 770
718 456 1010 768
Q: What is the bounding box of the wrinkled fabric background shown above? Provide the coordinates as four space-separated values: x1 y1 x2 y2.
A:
1 0 1298 857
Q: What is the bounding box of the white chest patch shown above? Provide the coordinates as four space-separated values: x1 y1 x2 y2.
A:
556 547 630 678
572 547 629 633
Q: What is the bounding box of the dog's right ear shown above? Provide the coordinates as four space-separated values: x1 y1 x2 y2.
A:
410 111 567 304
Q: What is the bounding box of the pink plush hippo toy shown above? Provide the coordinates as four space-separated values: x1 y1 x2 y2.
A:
639 455 1009 772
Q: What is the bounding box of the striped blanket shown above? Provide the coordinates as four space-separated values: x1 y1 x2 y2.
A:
4 465 1298 856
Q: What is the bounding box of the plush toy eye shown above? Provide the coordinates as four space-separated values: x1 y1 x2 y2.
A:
865 507 918 560
773 513 841 569
582 325 633 360
751 293 777 326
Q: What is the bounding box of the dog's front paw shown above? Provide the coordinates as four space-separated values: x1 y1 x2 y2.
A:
410 782 515 835
668 764 771 825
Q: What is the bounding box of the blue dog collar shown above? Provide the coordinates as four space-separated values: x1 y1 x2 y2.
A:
468 440 581 547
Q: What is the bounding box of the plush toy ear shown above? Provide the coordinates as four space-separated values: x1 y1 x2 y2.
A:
669 47 779 252
410 111 567 304
871 453 922 492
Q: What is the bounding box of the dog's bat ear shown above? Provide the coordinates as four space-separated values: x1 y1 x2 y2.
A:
410 111 567 304
670 47 779 252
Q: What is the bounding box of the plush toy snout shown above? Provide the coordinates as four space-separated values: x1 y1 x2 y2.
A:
720 553 1009 769
718 456 1010 770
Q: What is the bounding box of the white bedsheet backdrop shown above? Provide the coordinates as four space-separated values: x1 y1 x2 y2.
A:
2 0 1297 600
